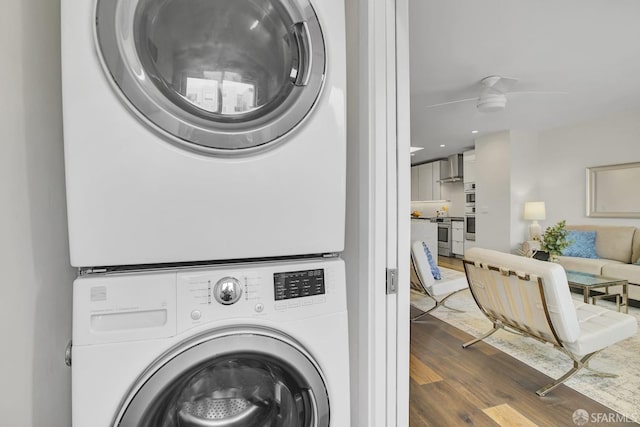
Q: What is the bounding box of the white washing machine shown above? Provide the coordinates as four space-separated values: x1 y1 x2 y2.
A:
71 257 350 426
61 0 346 267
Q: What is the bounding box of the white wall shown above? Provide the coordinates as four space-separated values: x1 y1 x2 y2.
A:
344 0 364 421
510 131 541 246
538 110 640 229
474 131 541 252
472 111 640 255
475 131 512 251
1 0 75 425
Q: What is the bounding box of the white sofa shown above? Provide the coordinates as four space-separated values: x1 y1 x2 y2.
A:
522 225 640 302
463 247 637 396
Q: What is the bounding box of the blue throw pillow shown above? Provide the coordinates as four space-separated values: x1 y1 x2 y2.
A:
562 230 599 258
422 242 442 280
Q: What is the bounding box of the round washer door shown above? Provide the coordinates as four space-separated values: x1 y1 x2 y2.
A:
96 0 326 153
114 330 330 426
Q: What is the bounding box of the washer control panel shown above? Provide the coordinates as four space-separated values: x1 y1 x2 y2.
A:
176 258 345 333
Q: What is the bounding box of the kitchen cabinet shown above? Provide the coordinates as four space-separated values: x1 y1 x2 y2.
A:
411 160 445 201
451 220 464 256
463 150 476 184
431 161 443 199
416 162 433 200
411 167 419 200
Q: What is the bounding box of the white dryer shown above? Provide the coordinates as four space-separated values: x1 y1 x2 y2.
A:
61 0 346 267
71 257 350 426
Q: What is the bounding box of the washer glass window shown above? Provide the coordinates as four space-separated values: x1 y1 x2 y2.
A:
116 333 330 426
96 0 326 152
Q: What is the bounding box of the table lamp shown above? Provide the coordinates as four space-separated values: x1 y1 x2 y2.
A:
524 201 546 240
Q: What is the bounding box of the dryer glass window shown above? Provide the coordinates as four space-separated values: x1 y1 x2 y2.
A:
96 0 326 151
135 0 296 121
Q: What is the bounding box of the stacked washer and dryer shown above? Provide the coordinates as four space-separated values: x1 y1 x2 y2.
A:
61 0 349 425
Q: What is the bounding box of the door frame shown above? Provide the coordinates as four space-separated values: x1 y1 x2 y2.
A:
344 0 410 424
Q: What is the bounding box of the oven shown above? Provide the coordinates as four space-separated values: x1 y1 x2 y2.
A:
464 192 476 204
437 221 452 257
464 182 476 230
465 215 475 241
464 182 476 215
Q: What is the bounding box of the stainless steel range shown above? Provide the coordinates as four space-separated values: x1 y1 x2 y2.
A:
431 217 452 257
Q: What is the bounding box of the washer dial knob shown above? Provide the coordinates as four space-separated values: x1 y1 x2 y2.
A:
214 277 242 305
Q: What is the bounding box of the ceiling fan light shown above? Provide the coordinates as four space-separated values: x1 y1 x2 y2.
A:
477 93 507 112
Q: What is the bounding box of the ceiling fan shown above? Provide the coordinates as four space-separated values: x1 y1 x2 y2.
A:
425 75 567 113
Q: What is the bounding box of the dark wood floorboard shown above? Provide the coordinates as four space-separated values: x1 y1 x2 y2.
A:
408 256 638 426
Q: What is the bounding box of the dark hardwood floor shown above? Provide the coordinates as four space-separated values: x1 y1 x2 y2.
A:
409 256 637 426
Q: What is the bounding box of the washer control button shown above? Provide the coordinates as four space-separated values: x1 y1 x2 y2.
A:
190 310 202 320
214 277 243 305
254 303 264 313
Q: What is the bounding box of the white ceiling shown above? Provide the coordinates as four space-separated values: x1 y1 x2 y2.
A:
409 0 640 164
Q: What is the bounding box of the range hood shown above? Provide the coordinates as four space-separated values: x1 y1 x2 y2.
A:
439 154 464 182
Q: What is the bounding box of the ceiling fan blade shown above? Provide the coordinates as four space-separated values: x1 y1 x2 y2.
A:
507 90 569 96
424 97 477 109
481 75 519 93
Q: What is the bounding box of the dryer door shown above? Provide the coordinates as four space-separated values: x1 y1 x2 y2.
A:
96 0 326 153
114 330 330 426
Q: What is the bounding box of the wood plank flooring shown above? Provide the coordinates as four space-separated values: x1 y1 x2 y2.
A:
408 256 636 426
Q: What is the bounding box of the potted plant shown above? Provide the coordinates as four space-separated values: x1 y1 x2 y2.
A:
540 220 571 262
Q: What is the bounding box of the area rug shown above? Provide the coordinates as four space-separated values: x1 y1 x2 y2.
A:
411 289 640 422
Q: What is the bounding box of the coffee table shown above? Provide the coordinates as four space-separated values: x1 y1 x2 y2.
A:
565 270 629 313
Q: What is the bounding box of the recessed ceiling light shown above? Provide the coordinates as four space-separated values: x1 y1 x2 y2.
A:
440 144 445 147
471 130 479 134
410 146 424 153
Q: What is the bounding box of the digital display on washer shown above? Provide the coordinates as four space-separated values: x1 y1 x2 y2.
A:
273 269 325 301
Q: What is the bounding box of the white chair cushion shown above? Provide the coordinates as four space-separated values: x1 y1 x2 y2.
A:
411 240 467 297
428 267 467 296
564 302 637 356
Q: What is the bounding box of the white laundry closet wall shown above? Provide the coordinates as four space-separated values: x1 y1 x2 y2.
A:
1 0 75 425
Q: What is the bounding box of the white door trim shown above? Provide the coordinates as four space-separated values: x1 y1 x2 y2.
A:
345 0 410 424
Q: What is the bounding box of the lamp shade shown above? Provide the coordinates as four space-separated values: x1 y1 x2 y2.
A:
524 202 546 221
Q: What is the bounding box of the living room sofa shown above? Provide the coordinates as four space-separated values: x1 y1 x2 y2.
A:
525 225 640 303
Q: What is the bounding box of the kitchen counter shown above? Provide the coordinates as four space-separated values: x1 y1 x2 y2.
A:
426 216 465 223
410 216 464 221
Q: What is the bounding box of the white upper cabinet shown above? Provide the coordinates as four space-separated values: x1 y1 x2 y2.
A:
411 166 420 200
411 161 447 201
416 162 433 200
431 161 441 200
463 150 476 183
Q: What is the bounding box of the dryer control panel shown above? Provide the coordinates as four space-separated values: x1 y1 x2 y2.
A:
274 268 325 301
175 258 345 334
